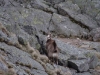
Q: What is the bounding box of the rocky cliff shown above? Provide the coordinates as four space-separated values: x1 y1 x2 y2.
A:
0 0 100 75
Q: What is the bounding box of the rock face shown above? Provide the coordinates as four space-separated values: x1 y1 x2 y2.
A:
71 0 100 26
57 1 99 30
77 72 92 75
45 0 65 6
88 27 100 41
0 59 8 71
0 42 47 75
89 55 98 69
51 13 88 38
68 59 89 72
0 0 100 75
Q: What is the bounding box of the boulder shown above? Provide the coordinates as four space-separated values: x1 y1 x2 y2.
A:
0 30 7 41
96 12 100 25
22 25 37 35
51 13 88 38
58 53 69 66
77 40 100 52
44 0 65 6
45 63 54 71
57 1 81 12
0 59 8 71
88 27 100 41
0 42 48 75
77 72 92 75
0 29 18 45
57 2 99 30
16 69 28 75
0 7 52 48
54 39 90 66
55 39 89 57
18 35 27 46
89 69 100 75
30 0 57 13
89 55 98 69
68 59 89 72
0 0 5 7
71 0 100 26
70 68 77 75
53 64 72 75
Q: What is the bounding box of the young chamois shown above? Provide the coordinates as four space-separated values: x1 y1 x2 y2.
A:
46 33 59 64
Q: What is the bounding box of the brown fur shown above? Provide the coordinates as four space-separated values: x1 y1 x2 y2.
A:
46 33 59 64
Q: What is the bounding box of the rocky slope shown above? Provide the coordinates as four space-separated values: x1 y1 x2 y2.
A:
0 0 100 75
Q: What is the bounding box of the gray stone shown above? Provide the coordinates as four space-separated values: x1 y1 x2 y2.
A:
7 34 18 45
70 68 77 75
14 0 30 4
0 42 45 72
68 59 89 72
22 25 37 36
44 0 65 6
58 1 81 12
30 0 57 13
57 3 98 30
54 39 90 66
18 35 28 46
5 23 38 48
1 6 51 34
88 27 100 41
89 55 98 69
79 41 100 52
0 29 18 45
31 69 48 75
70 54 87 60
55 39 88 56
0 30 7 41
71 0 100 26
45 63 54 71
89 69 100 75
53 64 72 75
51 13 88 38
96 12 100 26
0 0 5 7
30 0 49 10
17 69 28 75
58 53 69 66
0 60 8 71
35 34 48 54
77 72 92 75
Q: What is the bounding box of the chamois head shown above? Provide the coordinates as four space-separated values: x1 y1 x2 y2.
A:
47 33 51 40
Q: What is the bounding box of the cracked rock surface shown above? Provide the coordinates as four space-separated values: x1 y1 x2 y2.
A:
0 0 100 75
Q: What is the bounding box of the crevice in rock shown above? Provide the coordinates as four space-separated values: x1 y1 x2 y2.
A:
47 13 53 32
68 16 90 31
9 0 16 7
35 8 54 14
44 0 66 7
35 35 48 57
57 10 90 31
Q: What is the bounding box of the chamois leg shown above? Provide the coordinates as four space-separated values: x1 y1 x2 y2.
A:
48 53 53 64
55 58 58 65
52 58 57 64
53 53 58 65
49 57 54 65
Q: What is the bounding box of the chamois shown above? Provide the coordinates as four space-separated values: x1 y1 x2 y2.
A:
46 33 59 64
